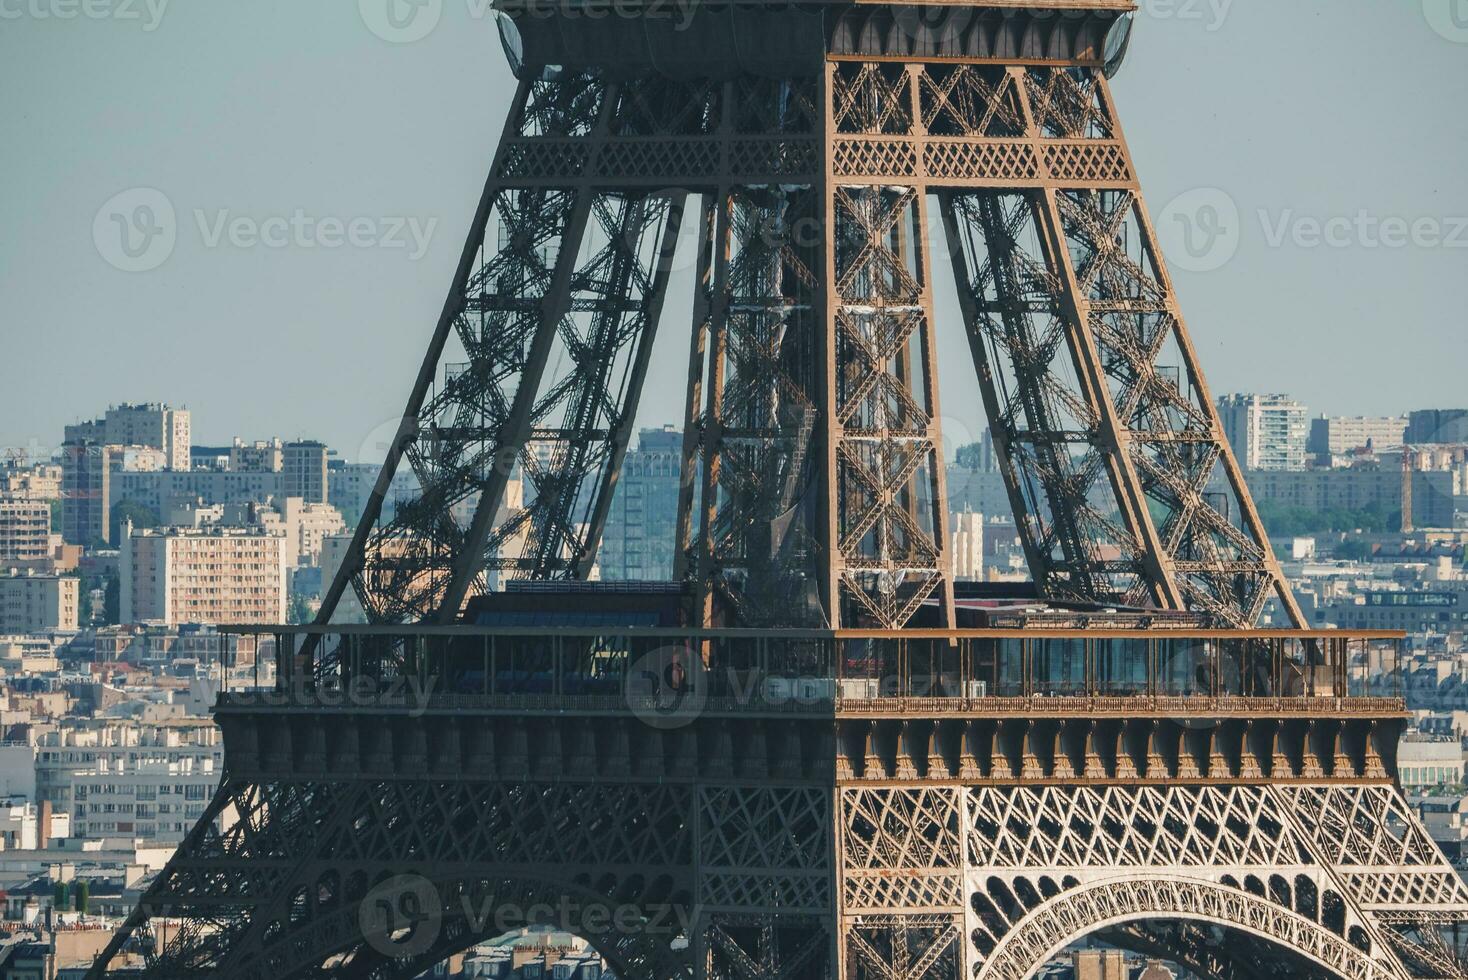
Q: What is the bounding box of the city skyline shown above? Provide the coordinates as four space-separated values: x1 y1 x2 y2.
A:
2 1 1466 458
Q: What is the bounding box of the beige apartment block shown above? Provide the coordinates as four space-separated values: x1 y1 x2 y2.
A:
0 498 52 564
256 498 347 568
1 464 63 501
0 572 79 632
121 525 286 626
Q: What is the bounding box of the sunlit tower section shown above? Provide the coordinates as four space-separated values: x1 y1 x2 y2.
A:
91 2 1468 979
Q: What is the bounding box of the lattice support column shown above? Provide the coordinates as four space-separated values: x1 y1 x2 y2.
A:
689 181 826 628
824 61 956 630
928 64 1302 627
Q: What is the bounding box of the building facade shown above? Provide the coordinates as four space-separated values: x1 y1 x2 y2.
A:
120 526 286 626
598 427 681 581
1217 393 1309 472
65 404 191 472
29 720 224 845
283 442 329 504
60 444 112 546
0 464 62 501
0 500 52 565
1245 467 1459 528
229 438 284 473
1326 589 1464 633
109 470 285 518
1408 409 1468 446
0 574 79 633
1308 415 1409 457
255 498 347 569
1399 736 1468 791
951 511 984 581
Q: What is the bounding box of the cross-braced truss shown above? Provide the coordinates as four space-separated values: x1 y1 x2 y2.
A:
685 185 826 628
839 783 1468 980
318 60 1297 631
933 66 1300 628
319 72 687 626
829 184 954 629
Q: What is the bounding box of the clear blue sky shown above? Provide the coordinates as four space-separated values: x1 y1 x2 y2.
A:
2 0 1465 463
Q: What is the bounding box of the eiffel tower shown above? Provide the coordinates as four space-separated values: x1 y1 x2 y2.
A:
91 2 1468 978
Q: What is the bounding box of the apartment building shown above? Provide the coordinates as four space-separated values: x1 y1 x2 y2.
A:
30 721 223 843
109 469 285 518
0 574 79 633
0 500 52 565
120 526 286 626
1217 393 1309 472
599 427 681 581
254 498 346 568
283 441 329 504
229 437 284 473
60 443 113 546
1308 415 1409 457
66 404 191 472
1408 409 1468 446
0 464 62 501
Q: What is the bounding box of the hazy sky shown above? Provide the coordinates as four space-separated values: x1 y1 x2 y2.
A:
2 0 1465 463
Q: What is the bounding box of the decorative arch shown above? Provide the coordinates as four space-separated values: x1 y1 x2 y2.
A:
975 877 1396 980
243 870 694 980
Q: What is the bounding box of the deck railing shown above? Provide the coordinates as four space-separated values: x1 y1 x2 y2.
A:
217 625 1406 716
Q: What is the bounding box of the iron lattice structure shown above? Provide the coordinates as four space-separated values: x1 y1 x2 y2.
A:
91 2 1466 978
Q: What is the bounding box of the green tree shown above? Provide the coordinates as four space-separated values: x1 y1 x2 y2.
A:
53 881 68 911
109 499 160 544
104 578 120 625
288 594 314 625
74 879 90 914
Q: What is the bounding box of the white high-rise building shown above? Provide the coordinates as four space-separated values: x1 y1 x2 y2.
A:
28 720 224 844
1217 394 1309 472
950 511 985 582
